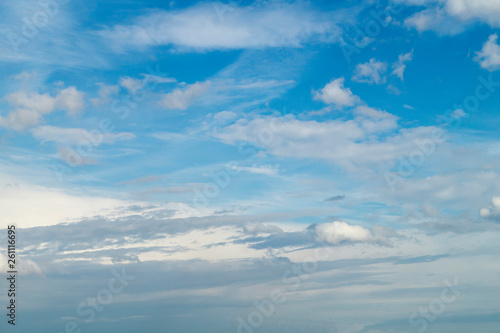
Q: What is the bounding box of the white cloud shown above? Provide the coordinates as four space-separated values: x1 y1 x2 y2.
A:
231 165 279 176
352 59 388 84
444 0 500 27
31 126 135 146
403 0 500 34
0 108 42 131
313 77 360 108
160 81 211 110
405 7 465 35
0 87 85 131
11 71 37 81
100 2 346 51
479 197 500 220
450 109 467 119
475 34 500 71
91 83 119 106
119 77 144 93
314 221 374 244
314 221 397 245
354 105 397 119
211 112 437 171
213 111 238 121
55 87 86 115
120 74 176 94
391 51 413 81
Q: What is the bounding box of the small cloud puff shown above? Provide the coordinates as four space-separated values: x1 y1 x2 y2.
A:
480 197 500 221
312 221 396 245
313 77 361 108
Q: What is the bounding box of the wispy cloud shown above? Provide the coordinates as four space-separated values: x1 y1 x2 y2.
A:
99 2 350 52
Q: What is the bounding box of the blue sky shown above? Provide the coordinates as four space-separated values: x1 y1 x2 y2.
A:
1 0 500 332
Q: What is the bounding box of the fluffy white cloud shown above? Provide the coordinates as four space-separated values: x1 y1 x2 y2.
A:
161 81 211 110
405 7 465 35
314 221 373 244
352 59 388 84
314 221 397 245
445 0 500 26
313 77 360 108
479 197 500 220
100 2 346 51
475 34 500 71
6 87 84 115
403 0 500 34
0 108 42 131
0 87 85 131
391 51 413 81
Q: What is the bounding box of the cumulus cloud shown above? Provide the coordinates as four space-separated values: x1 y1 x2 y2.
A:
314 221 372 244
0 87 85 131
475 34 500 71
99 2 347 51
160 81 211 110
0 108 42 131
479 197 500 221
6 87 84 115
313 77 360 108
352 59 388 84
312 221 393 245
